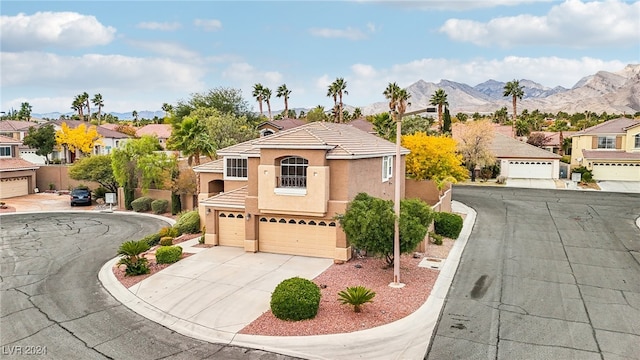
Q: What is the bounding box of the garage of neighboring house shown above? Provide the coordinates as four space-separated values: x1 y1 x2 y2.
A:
591 162 640 181
258 217 337 258
506 160 555 179
0 176 30 198
217 211 246 247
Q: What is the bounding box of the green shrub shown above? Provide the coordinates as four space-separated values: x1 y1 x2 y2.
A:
158 226 178 238
338 286 376 313
560 155 571 164
199 226 206 244
270 277 321 321
155 246 183 264
434 212 463 239
173 210 200 235
131 197 153 212
124 187 134 210
160 236 174 246
117 240 150 276
93 186 107 199
572 166 594 182
430 231 443 245
171 193 181 215
142 233 161 247
151 199 169 214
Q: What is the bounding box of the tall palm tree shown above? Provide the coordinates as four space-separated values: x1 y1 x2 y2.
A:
503 79 525 121
383 82 401 113
332 78 348 123
92 93 104 124
262 87 273 119
395 88 411 118
132 110 138 125
326 83 339 122
82 92 91 121
252 83 265 116
276 84 291 118
161 103 173 119
72 95 84 119
352 107 362 119
167 117 215 167
429 89 448 133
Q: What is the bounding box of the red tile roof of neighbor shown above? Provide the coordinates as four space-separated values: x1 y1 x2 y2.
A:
99 124 119 131
0 135 21 144
530 131 576 146
257 119 307 131
0 158 40 171
0 120 37 132
574 118 640 136
346 118 375 133
52 119 130 138
582 150 640 161
136 124 172 138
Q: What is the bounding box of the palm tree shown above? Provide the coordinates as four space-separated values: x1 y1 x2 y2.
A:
429 89 448 133
252 83 265 116
262 87 273 119
161 103 173 119
82 92 91 121
326 83 339 122
92 93 104 124
383 82 401 113
396 88 411 118
167 117 215 167
332 78 348 123
72 95 84 119
503 79 525 121
276 84 291 118
132 110 138 125
352 107 362 119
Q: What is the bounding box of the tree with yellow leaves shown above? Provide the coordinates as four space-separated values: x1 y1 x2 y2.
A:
402 132 468 184
55 122 103 163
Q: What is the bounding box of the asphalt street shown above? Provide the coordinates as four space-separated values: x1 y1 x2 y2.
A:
0 212 301 360
426 187 640 360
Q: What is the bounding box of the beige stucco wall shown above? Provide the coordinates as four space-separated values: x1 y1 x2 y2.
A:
257 164 329 216
36 165 101 192
626 126 640 151
343 156 404 201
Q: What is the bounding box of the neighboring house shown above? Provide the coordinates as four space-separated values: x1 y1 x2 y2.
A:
0 120 35 141
491 133 562 179
528 131 575 155
51 119 130 162
193 122 434 261
136 124 172 149
256 119 306 137
570 117 640 181
346 118 375 134
0 135 40 198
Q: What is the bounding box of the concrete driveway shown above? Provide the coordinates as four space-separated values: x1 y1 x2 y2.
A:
0 192 94 212
505 178 558 189
597 181 640 193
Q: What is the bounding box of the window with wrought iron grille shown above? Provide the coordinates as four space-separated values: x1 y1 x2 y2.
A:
279 156 308 188
597 136 615 149
225 157 247 179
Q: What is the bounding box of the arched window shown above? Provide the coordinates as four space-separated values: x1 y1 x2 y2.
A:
279 156 308 188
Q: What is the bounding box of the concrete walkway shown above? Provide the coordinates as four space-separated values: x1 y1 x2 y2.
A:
99 201 476 360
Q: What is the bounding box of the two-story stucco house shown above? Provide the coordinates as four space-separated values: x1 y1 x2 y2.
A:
194 122 419 262
570 117 640 181
0 135 40 198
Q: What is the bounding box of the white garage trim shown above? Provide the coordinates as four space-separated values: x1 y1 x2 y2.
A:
258 217 336 258
591 162 640 181
218 212 245 247
0 177 29 199
507 160 554 179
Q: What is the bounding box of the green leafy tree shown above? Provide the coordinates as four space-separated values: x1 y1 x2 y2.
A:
200 109 258 149
69 155 118 193
276 84 291 118
429 89 448 133
18 102 32 121
338 193 434 266
372 112 395 141
456 113 469 123
175 87 257 125
443 107 452 134
167 114 215 166
306 105 327 122
503 79 525 121
352 107 362 119
493 106 508 125
22 124 55 163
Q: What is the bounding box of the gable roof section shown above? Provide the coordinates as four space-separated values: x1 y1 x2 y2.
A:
582 150 640 161
574 118 640 136
491 133 561 159
136 124 172 138
0 158 40 171
0 120 37 132
193 158 224 173
257 119 306 131
200 186 247 209
0 135 21 144
346 118 375 133
219 122 407 159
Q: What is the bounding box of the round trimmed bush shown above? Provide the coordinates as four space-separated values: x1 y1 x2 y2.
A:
131 197 153 212
159 236 174 246
173 210 200 235
151 199 169 214
270 277 321 321
155 245 182 264
434 212 463 239
142 233 161 247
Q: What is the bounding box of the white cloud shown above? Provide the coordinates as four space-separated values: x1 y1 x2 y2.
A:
126 39 199 59
194 18 222 31
0 11 116 51
439 0 640 47
351 63 377 78
136 21 181 31
309 27 368 40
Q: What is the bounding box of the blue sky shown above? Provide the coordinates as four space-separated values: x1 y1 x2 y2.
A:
2 0 639 115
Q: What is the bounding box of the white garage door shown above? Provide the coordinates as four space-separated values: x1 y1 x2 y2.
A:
0 177 29 199
591 162 640 181
218 212 245 247
258 217 336 258
508 160 553 179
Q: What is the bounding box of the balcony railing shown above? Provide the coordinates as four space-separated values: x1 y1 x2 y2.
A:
278 175 307 188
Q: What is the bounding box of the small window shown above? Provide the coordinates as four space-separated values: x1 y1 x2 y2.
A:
328 222 336 227
219 213 227 218
225 157 248 179
279 219 286 223
260 217 267 222
237 214 244 219
0 146 11 157
635 134 640 148
382 155 393 182
269 218 277 222
298 220 306 224
308 221 316 225
597 136 615 149
288 219 296 224
228 214 235 218
318 221 327 226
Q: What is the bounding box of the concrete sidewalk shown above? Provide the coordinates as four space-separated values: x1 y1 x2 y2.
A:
99 201 476 360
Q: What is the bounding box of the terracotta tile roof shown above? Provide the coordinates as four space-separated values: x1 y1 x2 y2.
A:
136 124 172 139
347 118 375 133
491 133 561 159
219 122 407 159
200 186 247 209
0 135 21 144
192 158 223 173
530 131 576 147
99 124 119 131
0 158 40 171
0 120 36 132
257 119 306 131
574 118 640 136
582 150 640 161
52 119 129 138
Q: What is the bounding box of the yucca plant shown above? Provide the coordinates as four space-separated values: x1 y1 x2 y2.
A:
338 286 376 313
117 240 151 276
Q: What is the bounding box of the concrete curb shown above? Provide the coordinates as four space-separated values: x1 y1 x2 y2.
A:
98 201 477 360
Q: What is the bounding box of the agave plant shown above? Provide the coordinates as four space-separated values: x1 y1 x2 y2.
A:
338 286 376 313
117 240 151 276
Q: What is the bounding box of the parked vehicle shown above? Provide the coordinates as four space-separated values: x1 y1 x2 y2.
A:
70 188 92 206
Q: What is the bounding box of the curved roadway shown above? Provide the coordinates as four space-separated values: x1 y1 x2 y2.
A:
426 187 640 360
0 212 300 360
